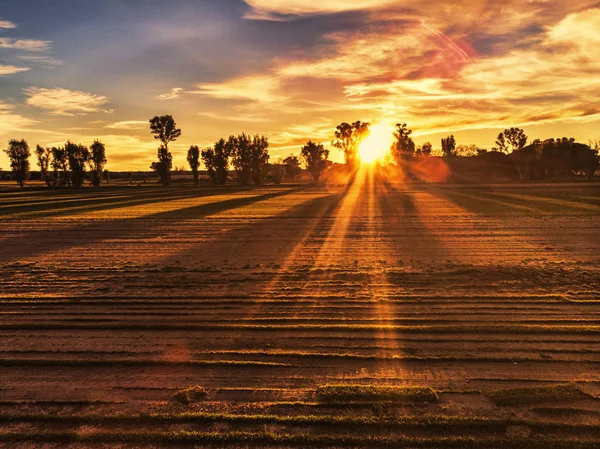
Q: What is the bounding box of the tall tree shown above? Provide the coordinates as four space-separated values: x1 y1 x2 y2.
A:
441 135 456 157
3 139 30 188
250 135 269 185
187 145 200 186
201 138 231 185
89 140 107 187
301 141 330 182
36 145 54 187
51 146 69 186
230 134 252 185
151 146 173 185
391 123 415 163
149 115 181 186
495 128 527 153
65 141 89 188
332 121 370 168
149 115 182 150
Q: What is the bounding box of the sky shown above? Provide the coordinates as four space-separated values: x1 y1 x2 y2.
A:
0 0 599 170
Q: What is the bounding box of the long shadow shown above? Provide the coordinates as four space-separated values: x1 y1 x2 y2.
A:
0 187 304 264
0 187 255 219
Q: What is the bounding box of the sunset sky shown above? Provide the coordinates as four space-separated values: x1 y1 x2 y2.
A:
1 0 599 170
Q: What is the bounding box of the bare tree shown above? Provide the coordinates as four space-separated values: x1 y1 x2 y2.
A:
187 145 200 186
3 139 30 187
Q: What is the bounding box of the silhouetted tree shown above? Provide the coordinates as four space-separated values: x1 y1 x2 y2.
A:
149 115 180 186
421 142 433 157
494 128 527 153
250 135 269 185
332 121 370 168
283 156 302 180
391 123 415 163
187 145 200 186
65 141 89 188
3 139 30 187
51 146 69 186
201 138 231 185
229 134 252 185
103 169 110 184
151 146 172 185
36 145 54 187
456 144 481 157
441 135 456 157
270 163 285 185
301 141 329 182
89 140 107 187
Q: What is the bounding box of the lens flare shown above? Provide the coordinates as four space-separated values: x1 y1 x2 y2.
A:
358 122 394 164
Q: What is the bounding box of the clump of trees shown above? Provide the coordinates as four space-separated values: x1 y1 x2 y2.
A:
301 141 330 182
3 138 108 188
201 138 231 185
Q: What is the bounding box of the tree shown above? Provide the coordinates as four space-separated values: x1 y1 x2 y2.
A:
250 135 269 185
301 141 330 182
494 128 527 153
421 142 433 157
3 139 30 187
36 145 54 187
151 146 172 185
103 169 110 184
441 135 456 157
332 121 370 168
149 115 181 186
89 140 107 187
283 156 302 180
149 115 182 150
201 138 231 185
391 123 415 163
65 141 89 188
51 146 69 186
456 144 481 157
187 145 200 186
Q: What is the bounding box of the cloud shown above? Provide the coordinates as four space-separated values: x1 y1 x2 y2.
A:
106 120 149 130
0 20 17 29
17 55 63 67
195 74 287 103
158 87 184 100
0 38 51 52
0 101 37 134
25 87 111 116
0 65 29 75
243 0 396 19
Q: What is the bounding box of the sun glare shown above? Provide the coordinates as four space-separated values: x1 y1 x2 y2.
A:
358 122 394 164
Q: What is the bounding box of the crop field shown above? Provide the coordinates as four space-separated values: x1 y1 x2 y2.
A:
1 171 600 448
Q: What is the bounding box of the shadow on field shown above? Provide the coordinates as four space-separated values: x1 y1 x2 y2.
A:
0 187 304 264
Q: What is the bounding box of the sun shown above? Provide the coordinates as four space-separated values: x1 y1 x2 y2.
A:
358 122 394 164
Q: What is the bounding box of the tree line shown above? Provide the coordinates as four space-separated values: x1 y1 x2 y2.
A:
3 115 598 188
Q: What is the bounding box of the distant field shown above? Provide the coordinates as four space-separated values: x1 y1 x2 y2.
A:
1 172 600 448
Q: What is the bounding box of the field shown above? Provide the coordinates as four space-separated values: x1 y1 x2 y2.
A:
1 170 600 448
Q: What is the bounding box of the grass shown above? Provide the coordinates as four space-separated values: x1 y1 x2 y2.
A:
1 430 600 448
486 384 595 406
0 359 292 368
172 385 208 405
316 385 439 403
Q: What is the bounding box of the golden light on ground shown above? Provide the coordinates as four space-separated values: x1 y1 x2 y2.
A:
358 122 395 164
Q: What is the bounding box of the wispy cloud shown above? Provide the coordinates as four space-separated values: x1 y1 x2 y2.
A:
158 87 184 100
0 101 36 134
0 65 29 75
0 37 51 52
106 120 148 130
25 87 111 116
195 74 286 103
17 55 63 67
0 19 17 29
244 0 396 19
